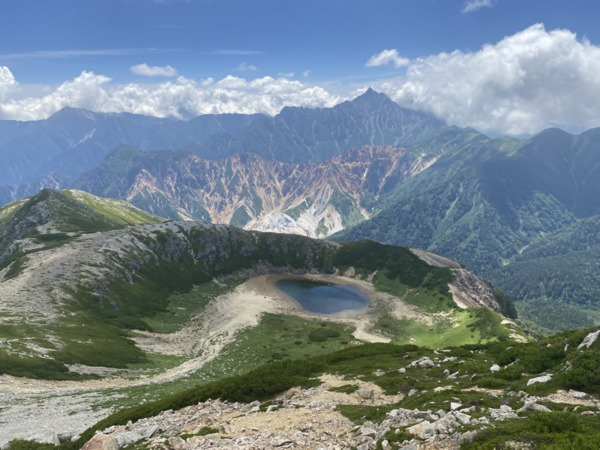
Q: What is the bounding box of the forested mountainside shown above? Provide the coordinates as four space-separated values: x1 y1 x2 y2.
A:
336 127 600 333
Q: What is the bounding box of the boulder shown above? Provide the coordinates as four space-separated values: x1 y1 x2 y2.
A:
527 374 552 386
454 411 473 425
570 390 589 399
518 402 552 413
359 426 377 437
81 434 119 450
489 405 518 421
406 420 431 436
357 388 375 400
130 423 158 439
409 356 435 369
578 330 600 350
490 364 500 372
114 431 143 447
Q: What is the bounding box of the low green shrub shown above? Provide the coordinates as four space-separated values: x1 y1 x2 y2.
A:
308 328 340 342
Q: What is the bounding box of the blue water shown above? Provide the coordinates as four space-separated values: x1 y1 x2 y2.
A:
274 279 370 316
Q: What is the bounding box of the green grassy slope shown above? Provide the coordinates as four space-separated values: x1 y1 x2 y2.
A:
48 326 599 450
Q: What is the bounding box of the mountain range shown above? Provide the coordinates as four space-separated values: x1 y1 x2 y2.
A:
0 188 528 446
1 89 599 333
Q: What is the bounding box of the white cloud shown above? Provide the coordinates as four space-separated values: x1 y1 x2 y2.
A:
235 62 257 71
0 66 18 101
0 71 340 121
462 0 495 13
302 70 310 78
3 24 600 136
131 63 178 77
278 72 294 78
377 24 600 135
366 49 410 68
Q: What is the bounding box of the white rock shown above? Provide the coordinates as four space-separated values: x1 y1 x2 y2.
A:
490 364 500 372
357 388 374 399
114 431 143 447
131 424 158 439
359 426 377 436
527 374 552 386
409 356 435 369
570 390 589 399
398 367 406 374
578 330 600 349
454 411 473 425
406 420 431 436
450 402 462 411
518 402 552 413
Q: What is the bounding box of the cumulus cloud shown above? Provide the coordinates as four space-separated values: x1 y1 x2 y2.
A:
3 24 600 136
131 63 177 77
366 49 410 68
235 62 257 71
462 0 495 13
0 66 18 101
377 24 600 135
0 71 340 121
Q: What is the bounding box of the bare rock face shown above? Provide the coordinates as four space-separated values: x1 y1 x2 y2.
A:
80 145 438 238
448 268 500 312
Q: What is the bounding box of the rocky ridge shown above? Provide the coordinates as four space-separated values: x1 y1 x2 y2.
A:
80 336 600 450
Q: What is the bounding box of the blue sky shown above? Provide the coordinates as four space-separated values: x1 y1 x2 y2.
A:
1 0 600 135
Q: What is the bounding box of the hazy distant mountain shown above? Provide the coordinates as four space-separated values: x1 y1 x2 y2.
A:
0 89 447 188
0 108 262 185
200 88 448 163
